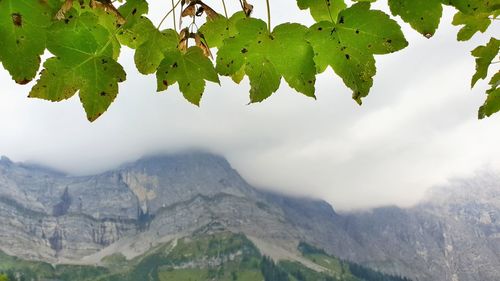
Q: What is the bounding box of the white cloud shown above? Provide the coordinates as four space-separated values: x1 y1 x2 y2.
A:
0 2 499 210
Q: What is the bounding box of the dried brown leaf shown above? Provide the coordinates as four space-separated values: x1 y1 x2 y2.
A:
242 0 253 16
195 33 213 58
55 0 73 20
90 0 126 25
181 3 196 18
199 2 220 21
179 28 190 52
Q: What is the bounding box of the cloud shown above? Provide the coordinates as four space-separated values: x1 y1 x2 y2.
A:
0 2 499 210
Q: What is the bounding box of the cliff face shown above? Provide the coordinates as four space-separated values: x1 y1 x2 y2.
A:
338 174 500 281
0 153 306 263
0 154 498 281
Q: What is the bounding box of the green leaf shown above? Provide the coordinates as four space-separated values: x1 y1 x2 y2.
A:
216 18 317 102
442 0 500 14
46 12 116 61
297 0 347 23
268 24 317 97
117 16 150 49
388 0 443 37
479 71 500 119
231 65 246 84
115 0 177 74
116 0 150 47
0 0 53 84
489 71 500 92
131 19 179 74
51 0 124 60
452 11 491 41
245 57 281 102
87 14 123 60
29 12 126 122
306 2 408 102
118 0 149 26
216 18 280 102
198 12 246 49
28 58 79 102
156 47 220 105
471 38 499 87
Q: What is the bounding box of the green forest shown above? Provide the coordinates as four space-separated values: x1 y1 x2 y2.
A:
0 232 411 281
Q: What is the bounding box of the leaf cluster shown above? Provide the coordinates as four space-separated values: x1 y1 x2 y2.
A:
0 0 498 121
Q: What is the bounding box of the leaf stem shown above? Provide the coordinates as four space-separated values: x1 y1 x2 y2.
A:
157 0 182 29
172 0 177 32
221 0 228 18
265 0 271 31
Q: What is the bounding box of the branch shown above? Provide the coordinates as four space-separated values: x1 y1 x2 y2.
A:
157 0 182 29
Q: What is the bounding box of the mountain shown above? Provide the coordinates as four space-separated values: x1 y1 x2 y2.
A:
340 173 500 281
0 230 409 281
0 153 498 281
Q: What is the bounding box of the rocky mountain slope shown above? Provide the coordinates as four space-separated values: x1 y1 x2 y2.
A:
340 174 500 281
0 231 410 281
0 153 498 281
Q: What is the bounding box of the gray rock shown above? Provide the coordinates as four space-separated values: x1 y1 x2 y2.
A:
0 153 498 281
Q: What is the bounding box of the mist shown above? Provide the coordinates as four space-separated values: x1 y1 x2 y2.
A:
0 2 499 210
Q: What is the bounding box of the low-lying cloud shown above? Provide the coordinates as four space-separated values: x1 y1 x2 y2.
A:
0 2 499 210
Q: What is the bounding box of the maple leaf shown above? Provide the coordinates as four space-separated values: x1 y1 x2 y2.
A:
0 0 53 84
216 18 316 102
306 2 408 103
157 47 220 105
29 12 126 121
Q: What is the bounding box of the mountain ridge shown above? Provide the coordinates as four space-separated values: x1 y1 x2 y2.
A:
0 152 498 281
0 230 411 281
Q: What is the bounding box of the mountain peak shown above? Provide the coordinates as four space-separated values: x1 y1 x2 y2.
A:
0 155 12 164
422 171 500 207
120 151 232 172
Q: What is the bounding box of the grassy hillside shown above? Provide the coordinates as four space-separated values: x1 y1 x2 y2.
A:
297 242 411 281
0 233 411 281
0 250 109 281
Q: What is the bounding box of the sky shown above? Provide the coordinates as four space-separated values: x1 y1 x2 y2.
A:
0 1 499 211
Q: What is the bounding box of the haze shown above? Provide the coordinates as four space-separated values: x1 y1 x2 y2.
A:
0 1 499 210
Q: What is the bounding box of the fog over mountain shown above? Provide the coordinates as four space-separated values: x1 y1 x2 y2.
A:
1 1 500 211
0 153 498 281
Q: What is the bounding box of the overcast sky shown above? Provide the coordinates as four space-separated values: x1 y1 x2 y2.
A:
0 1 499 210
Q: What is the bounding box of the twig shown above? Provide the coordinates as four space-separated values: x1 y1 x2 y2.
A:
265 0 271 31
172 0 177 31
221 0 228 18
157 0 182 29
